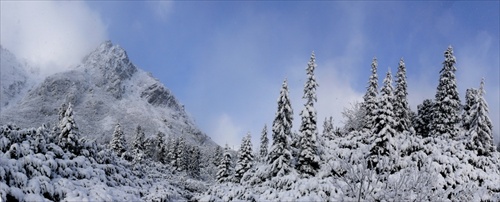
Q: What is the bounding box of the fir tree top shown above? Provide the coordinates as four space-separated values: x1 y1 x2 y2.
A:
364 57 379 102
381 69 394 97
273 78 293 137
304 51 318 105
363 57 379 131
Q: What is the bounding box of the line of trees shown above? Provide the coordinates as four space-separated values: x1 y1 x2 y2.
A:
214 46 498 194
53 101 206 178
107 122 204 178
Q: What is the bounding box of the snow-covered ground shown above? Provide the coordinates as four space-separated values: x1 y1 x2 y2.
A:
0 124 211 201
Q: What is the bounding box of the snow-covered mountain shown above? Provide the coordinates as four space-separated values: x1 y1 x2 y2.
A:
0 41 216 148
0 46 41 109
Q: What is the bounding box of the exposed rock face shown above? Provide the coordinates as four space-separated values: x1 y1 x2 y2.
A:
141 83 183 111
0 41 216 149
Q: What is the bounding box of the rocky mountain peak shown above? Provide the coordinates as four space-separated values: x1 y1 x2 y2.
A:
81 41 137 99
82 41 137 81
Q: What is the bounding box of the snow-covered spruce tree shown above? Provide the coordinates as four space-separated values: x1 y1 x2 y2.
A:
466 79 495 156
217 144 233 183
369 70 397 170
55 102 67 139
414 99 434 137
259 125 269 162
462 88 478 131
155 131 168 164
164 135 174 164
268 78 293 178
143 136 156 159
110 123 127 156
188 145 201 178
131 125 146 160
132 125 145 151
431 46 461 138
322 116 334 140
176 136 188 171
213 145 223 167
34 125 48 154
58 102 80 153
167 136 178 166
363 57 379 131
235 133 254 182
297 52 321 177
394 58 412 132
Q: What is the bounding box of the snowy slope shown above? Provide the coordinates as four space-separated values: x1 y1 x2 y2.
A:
0 41 216 149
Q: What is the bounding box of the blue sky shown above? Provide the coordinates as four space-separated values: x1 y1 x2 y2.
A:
1 1 499 148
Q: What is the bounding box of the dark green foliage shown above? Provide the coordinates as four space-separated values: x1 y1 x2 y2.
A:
414 99 434 137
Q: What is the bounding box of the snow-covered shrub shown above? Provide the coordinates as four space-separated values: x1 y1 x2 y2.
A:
0 123 211 201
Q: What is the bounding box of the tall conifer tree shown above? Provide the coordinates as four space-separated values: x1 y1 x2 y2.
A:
466 79 495 156
363 58 379 131
176 137 187 171
431 46 461 138
394 58 411 132
268 79 293 177
462 88 479 131
235 133 254 182
297 52 320 176
58 102 80 153
217 145 233 183
370 70 397 157
362 57 378 135
259 125 269 161
132 125 145 155
110 123 127 156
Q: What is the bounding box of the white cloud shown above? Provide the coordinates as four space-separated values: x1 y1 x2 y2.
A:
0 1 107 76
211 113 243 150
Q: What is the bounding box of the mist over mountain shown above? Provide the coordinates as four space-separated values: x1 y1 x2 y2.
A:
0 46 40 109
0 41 216 148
